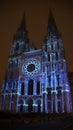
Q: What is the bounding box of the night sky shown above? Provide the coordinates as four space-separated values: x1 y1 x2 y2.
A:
0 0 73 89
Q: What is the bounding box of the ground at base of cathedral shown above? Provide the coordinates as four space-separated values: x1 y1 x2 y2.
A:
0 113 73 130
0 111 73 124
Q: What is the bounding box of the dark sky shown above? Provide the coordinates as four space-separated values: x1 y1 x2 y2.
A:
0 0 73 88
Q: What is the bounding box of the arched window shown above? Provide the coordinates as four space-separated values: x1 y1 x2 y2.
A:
48 54 50 61
21 82 25 95
8 81 12 89
48 91 51 100
37 81 40 95
56 52 58 60
56 75 59 86
28 80 33 95
15 42 19 54
11 95 14 111
51 44 53 51
48 76 51 87
57 90 61 99
12 82 15 92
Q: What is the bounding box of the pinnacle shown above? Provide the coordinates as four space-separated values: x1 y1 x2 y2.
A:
20 12 26 30
47 9 59 35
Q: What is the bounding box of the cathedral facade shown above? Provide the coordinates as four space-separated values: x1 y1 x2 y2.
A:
1 11 72 113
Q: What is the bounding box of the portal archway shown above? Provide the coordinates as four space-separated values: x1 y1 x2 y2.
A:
37 100 41 113
28 99 33 112
18 99 24 112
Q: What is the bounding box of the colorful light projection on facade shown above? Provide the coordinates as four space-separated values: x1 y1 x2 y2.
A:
1 10 72 113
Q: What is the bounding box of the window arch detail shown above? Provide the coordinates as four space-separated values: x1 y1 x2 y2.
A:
28 79 33 95
36 81 40 94
21 82 25 95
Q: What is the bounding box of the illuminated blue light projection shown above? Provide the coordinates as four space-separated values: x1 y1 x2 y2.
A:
1 10 72 113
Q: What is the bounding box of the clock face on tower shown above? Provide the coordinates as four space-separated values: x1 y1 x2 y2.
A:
22 58 40 77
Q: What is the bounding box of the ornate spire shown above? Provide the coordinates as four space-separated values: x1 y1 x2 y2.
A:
20 12 26 30
47 9 58 35
30 42 37 51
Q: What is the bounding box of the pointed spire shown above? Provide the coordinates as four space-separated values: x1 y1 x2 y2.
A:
47 9 58 35
30 42 37 51
20 12 26 30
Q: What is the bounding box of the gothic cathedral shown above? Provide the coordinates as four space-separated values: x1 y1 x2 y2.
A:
1 10 72 113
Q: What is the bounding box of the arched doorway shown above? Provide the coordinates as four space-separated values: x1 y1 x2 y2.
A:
58 101 61 113
18 99 24 112
28 99 33 112
37 100 41 113
20 104 23 112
